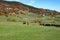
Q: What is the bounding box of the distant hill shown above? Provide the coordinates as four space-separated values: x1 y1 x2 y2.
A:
0 1 60 16
0 1 60 25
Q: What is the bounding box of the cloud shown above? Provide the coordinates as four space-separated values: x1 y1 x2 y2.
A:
6 0 35 5
30 0 35 3
28 0 35 5
6 0 19 1
13 0 19 1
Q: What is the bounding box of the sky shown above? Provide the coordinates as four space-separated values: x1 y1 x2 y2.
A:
6 0 60 12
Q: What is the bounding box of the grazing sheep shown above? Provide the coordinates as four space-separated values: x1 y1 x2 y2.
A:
23 21 29 25
23 21 26 24
40 24 60 27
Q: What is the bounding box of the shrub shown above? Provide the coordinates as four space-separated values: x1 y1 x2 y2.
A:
7 18 17 22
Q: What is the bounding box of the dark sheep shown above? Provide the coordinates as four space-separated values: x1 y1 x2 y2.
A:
23 21 29 25
23 21 26 24
40 24 60 27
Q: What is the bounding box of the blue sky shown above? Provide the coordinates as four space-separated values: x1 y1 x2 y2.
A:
6 0 60 12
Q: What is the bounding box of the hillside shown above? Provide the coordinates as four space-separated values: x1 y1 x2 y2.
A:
0 1 60 25
0 1 60 16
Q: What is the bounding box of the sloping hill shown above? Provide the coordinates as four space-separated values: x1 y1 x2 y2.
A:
0 1 60 16
0 1 60 25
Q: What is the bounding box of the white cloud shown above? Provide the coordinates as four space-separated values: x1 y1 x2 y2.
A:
28 0 35 5
13 0 19 1
30 0 35 3
6 0 35 5
6 0 19 1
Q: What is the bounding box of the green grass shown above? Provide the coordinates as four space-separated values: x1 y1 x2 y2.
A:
0 13 60 40
0 22 60 40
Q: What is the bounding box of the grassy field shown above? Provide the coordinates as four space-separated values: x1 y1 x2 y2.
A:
0 22 60 40
0 13 60 40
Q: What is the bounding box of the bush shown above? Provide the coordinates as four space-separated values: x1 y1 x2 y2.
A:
7 18 17 22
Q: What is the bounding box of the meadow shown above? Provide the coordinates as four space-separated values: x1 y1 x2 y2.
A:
0 1 60 40
0 21 60 40
0 13 60 40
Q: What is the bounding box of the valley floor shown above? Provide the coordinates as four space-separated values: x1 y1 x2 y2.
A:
0 22 60 40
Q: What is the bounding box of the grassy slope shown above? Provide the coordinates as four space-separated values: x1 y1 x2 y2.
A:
0 22 60 40
0 11 60 40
